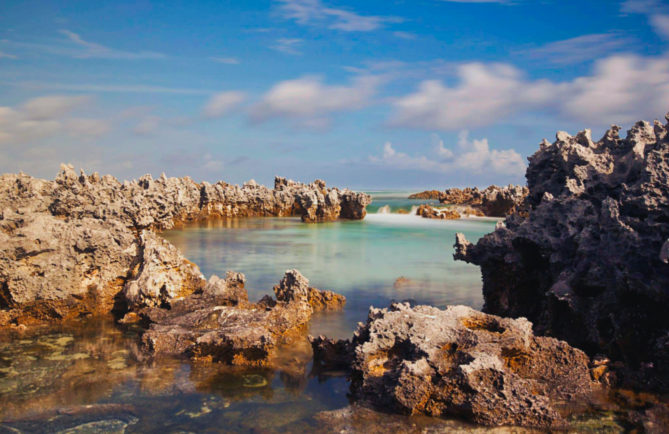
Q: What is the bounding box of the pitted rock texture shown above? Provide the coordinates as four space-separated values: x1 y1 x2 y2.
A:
48 169 370 229
410 185 528 217
140 270 345 367
455 115 669 390
0 166 367 324
311 303 597 428
415 204 484 220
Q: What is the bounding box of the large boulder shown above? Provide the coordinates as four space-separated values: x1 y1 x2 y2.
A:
455 115 669 390
311 303 598 428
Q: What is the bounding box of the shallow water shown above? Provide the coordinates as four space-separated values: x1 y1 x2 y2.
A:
163 213 496 340
0 196 631 432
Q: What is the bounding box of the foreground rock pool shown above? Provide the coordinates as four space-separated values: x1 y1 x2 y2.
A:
0 213 649 432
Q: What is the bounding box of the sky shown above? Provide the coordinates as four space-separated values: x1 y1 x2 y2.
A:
0 0 668 189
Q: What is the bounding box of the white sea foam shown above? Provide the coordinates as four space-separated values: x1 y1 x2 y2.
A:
377 204 391 214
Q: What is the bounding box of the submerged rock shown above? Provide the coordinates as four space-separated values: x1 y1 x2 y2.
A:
141 270 345 367
454 115 669 390
0 167 367 325
311 303 598 428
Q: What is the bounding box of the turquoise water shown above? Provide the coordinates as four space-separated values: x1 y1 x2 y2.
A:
164 213 497 340
1 196 516 432
365 190 441 213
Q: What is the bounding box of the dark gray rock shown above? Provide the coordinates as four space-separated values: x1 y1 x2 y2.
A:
455 114 669 390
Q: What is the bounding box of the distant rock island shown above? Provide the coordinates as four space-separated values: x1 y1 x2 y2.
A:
409 185 528 219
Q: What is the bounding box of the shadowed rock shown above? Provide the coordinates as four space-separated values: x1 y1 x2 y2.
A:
140 270 345 367
454 114 669 390
311 302 598 428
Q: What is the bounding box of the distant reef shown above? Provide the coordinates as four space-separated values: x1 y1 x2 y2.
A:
0 166 368 327
455 114 669 391
409 185 528 217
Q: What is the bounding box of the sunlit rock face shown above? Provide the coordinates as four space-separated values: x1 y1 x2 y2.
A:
311 302 598 428
455 115 669 391
0 166 367 325
410 185 528 217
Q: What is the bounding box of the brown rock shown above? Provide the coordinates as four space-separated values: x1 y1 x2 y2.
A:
313 303 599 428
140 270 345 367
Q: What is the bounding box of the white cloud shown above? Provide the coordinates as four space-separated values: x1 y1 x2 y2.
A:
0 95 110 145
203 91 246 118
58 30 165 59
391 63 557 130
210 56 240 64
133 115 162 135
393 31 416 40
391 52 669 130
0 51 17 59
368 131 525 176
271 38 303 55
564 53 669 124
650 14 669 38
16 81 211 95
278 0 401 32
620 1 669 39
250 75 379 126
520 33 632 65
620 0 659 14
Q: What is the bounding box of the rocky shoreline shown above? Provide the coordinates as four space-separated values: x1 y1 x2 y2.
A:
0 167 369 325
2 114 669 429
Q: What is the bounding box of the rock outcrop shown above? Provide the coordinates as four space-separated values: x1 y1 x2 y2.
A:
310 303 598 428
409 185 528 217
455 115 669 390
414 204 483 220
407 190 443 200
0 166 368 325
141 270 345 367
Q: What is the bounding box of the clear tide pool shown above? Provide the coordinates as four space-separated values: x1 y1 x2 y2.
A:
8 196 624 432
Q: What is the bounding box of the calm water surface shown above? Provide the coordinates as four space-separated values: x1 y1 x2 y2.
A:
0 195 623 432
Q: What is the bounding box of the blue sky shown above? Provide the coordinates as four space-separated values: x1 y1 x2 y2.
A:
1 0 668 189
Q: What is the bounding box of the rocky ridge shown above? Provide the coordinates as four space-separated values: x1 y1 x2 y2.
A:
410 185 528 218
0 165 366 325
310 302 599 428
455 115 669 390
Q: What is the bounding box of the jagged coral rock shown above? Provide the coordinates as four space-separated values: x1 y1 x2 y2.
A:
415 204 461 220
455 115 669 390
123 230 206 310
140 270 345 366
311 303 597 428
0 167 366 324
438 186 528 217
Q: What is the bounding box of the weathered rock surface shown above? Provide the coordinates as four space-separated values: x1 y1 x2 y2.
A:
0 166 367 324
410 185 527 217
455 115 669 390
141 270 345 367
407 190 443 200
311 303 598 428
415 204 483 220
415 204 461 220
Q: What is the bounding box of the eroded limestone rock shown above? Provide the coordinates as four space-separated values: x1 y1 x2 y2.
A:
455 115 669 390
141 270 345 367
311 303 598 428
0 166 367 325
